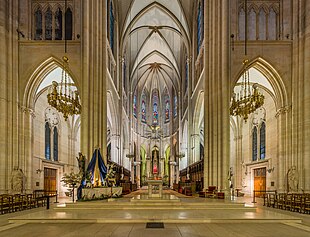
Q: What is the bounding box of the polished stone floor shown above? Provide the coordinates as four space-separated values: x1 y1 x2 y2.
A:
0 190 309 237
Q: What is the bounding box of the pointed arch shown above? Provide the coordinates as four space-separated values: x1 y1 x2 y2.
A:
163 87 170 123
151 88 159 125
23 56 80 110
231 57 288 110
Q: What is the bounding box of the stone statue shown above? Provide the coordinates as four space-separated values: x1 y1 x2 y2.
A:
76 152 86 176
11 166 24 193
287 166 299 192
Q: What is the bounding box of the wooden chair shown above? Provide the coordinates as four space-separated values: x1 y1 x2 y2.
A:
0 195 12 214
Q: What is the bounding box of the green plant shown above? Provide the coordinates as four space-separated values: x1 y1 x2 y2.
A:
61 171 82 188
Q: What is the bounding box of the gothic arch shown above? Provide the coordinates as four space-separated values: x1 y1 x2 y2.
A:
231 57 288 110
23 56 80 110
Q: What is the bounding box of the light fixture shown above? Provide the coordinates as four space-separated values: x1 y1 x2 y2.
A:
47 0 81 120
230 0 264 122
230 60 264 121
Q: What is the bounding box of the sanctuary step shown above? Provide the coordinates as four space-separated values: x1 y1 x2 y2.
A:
8 192 302 224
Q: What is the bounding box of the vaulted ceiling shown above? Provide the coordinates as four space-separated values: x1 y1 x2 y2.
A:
119 0 192 98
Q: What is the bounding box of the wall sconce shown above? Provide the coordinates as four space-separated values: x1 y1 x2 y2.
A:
267 167 274 173
36 169 43 174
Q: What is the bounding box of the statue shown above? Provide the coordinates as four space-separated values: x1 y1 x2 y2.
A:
11 166 24 193
76 152 86 176
228 167 233 189
287 166 299 192
105 163 116 187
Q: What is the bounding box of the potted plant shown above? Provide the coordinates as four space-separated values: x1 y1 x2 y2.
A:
61 171 82 202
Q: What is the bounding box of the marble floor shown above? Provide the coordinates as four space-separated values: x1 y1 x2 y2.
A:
0 190 309 237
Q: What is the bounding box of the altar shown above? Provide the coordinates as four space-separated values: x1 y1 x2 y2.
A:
147 180 163 198
81 187 122 200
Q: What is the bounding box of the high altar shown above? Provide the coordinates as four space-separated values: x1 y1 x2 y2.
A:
147 179 163 198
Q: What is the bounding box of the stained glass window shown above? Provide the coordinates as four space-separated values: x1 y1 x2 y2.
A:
152 89 159 125
260 122 266 159
252 126 258 161
53 127 58 161
197 1 204 54
133 91 137 118
65 8 73 40
55 8 62 40
164 88 170 123
141 90 147 123
45 7 52 40
45 122 51 160
34 8 42 40
173 95 177 118
109 0 115 53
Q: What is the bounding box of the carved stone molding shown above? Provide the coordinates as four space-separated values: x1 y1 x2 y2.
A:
275 105 291 118
18 104 36 118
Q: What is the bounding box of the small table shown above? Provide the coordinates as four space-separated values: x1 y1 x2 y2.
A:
147 180 163 198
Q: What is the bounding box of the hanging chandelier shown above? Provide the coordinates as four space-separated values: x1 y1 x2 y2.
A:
47 56 81 120
230 0 264 122
230 59 264 122
47 0 81 120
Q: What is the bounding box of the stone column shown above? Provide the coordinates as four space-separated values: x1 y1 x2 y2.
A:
203 0 230 191
234 134 243 189
275 107 290 192
0 0 8 193
81 0 108 163
303 0 310 192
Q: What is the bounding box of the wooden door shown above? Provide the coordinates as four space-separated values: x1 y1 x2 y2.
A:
44 168 56 193
254 167 266 197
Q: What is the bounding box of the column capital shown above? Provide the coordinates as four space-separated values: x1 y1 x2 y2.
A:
275 105 291 118
18 104 35 118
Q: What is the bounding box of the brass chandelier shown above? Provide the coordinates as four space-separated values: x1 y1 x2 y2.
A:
230 0 264 122
47 0 81 120
230 59 264 122
47 56 81 120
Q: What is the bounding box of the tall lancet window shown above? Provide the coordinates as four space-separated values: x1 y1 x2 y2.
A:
252 126 258 161
34 8 42 40
45 7 52 40
133 90 137 118
141 90 147 123
45 122 51 160
55 8 63 40
173 95 178 118
260 122 266 159
197 1 204 54
65 8 73 40
152 89 159 125
53 127 58 161
163 88 170 123
108 0 115 53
